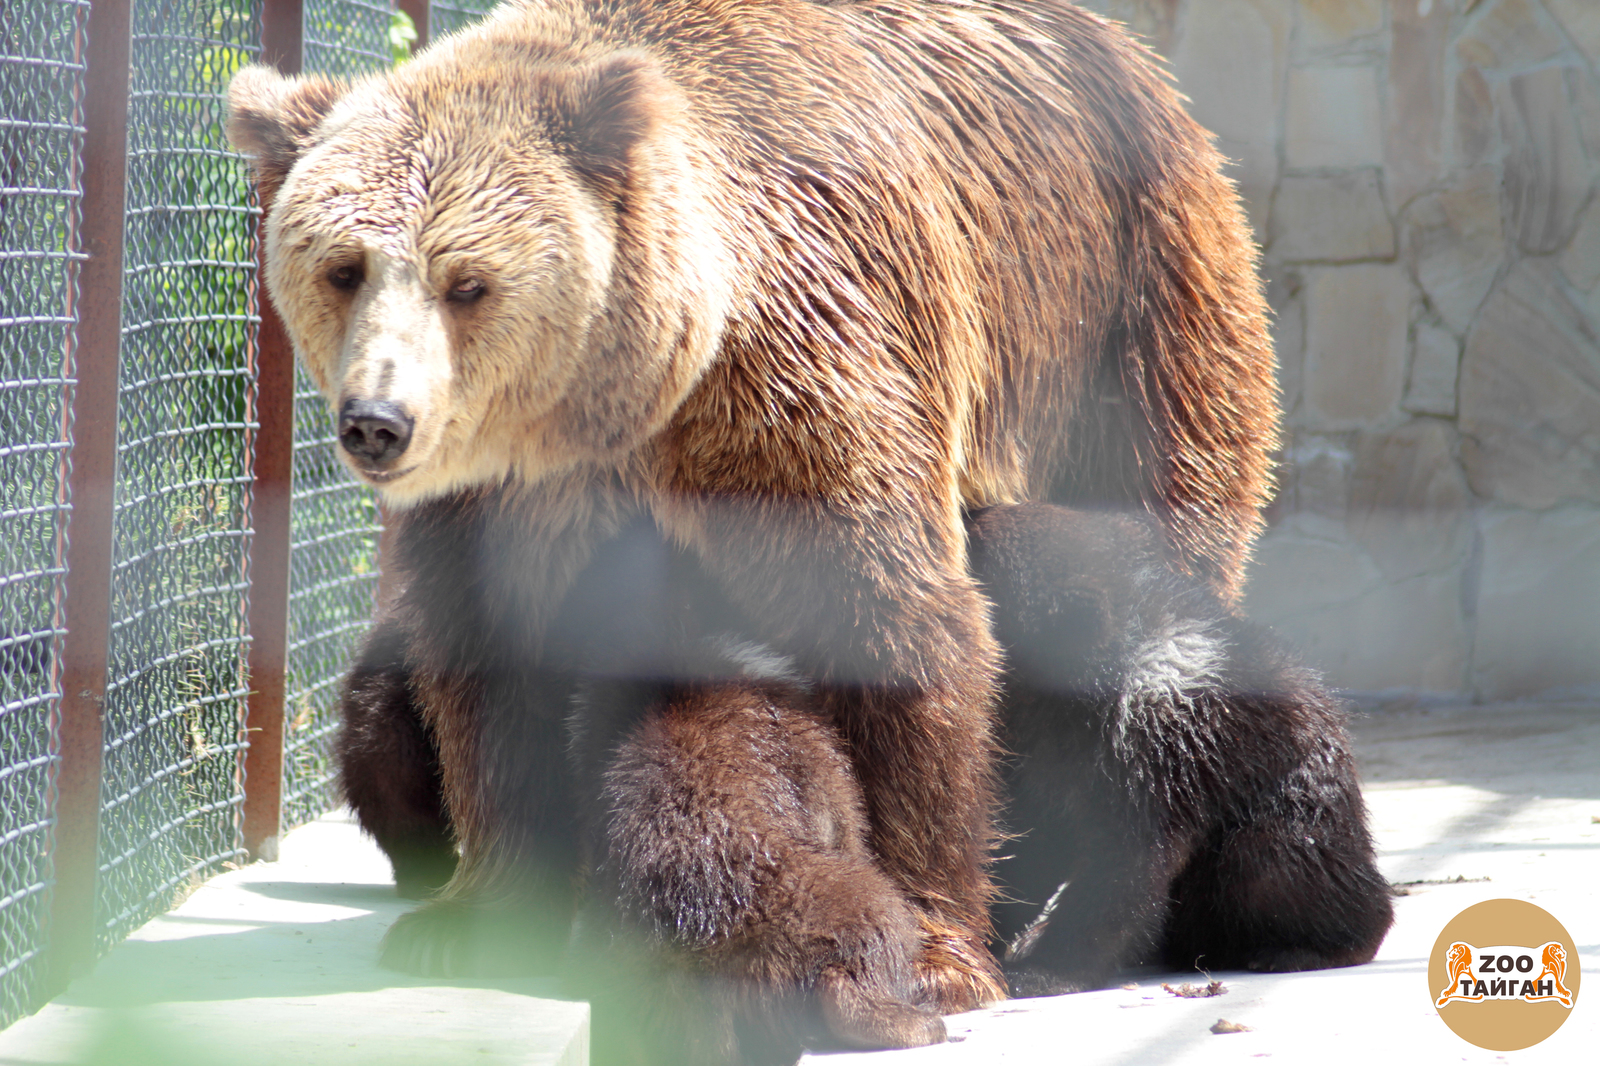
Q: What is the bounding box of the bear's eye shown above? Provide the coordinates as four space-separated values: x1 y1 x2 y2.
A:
327 264 364 292
447 277 486 304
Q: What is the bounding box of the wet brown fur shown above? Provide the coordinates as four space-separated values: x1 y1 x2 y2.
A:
233 0 1276 1056
573 669 947 1062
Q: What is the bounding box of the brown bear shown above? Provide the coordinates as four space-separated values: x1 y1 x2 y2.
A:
966 504 1393 993
228 0 1277 1054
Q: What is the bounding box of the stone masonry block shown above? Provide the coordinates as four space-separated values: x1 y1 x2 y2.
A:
1546 0 1600 68
1297 0 1382 54
1172 0 1288 238
1386 0 1451 207
1560 196 1600 295
1347 419 1472 583
1247 520 1378 618
1499 66 1594 255
1460 258 1600 509
1575 67 1600 171
1406 166 1505 335
1286 65 1385 170
1270 169 1395 262
1246 529 1469 694
1405 320 1460 417
1454 65 1496 167
1266 268 1305 417
1456 0 1566 72
1283 433 1353 522
1302 263 1409 428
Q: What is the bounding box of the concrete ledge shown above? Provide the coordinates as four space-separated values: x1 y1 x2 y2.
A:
0 813 587 1066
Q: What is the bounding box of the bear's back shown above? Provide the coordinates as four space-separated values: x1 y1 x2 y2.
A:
412 0 1276 596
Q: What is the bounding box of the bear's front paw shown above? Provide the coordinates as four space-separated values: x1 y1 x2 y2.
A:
915 916 1008 1013
816 967 947 1050
380 899 564 977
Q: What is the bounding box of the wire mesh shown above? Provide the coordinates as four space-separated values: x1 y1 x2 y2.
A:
92 0 259 949
0 0 86 1031
0 0 465 1026
304 0 395 79
429 0 497 39
279 1 393 831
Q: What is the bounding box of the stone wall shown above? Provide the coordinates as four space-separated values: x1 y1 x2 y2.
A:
1081 0 1600 700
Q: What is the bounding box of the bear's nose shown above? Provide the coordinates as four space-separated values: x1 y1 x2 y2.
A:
338 398 414 467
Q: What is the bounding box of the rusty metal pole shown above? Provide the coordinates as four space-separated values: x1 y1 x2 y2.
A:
397 0 430 51
241 0 304 863
48 0 133 993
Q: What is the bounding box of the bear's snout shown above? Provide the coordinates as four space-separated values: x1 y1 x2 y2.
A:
338 397 414 469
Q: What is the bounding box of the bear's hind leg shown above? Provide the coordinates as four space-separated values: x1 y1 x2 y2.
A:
339 618 457 899
1163 812 1393 975
966 503 1392 984
584 676 945 1064
1159 650 1393 974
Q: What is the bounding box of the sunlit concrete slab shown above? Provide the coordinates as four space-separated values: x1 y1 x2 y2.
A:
0 813 587 1066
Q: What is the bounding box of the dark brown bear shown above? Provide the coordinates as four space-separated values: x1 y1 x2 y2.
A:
968 504 1393 993
228 0 1278 1054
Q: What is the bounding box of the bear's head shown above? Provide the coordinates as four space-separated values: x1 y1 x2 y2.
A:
227 34 733 505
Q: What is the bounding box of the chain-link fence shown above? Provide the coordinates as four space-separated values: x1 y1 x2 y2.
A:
429 0 495 40
0 0 86 1028
93 0 259 953
0 0 499 1032
305 0 395 80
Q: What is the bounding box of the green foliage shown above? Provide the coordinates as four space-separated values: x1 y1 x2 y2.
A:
391 9 419 62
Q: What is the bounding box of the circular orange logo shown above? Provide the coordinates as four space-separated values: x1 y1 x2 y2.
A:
1429 899 1580 1050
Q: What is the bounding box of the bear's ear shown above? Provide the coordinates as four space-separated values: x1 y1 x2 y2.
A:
227 65 348 202
548 51 680 196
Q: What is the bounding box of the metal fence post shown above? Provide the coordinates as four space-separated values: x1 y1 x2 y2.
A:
399 0 430 51
241 0 305 862
48 0 132 993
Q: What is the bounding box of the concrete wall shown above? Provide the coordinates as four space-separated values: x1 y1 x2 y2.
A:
1081 0 1600 701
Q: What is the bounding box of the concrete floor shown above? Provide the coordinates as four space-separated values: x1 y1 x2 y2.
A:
0 818 588 1066
1 702 1594 1065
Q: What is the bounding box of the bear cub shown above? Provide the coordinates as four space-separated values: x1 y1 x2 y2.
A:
968 504 1393 994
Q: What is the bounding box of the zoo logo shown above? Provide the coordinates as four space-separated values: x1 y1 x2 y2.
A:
1429 899 1581 1052
1435 942 1574 1008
